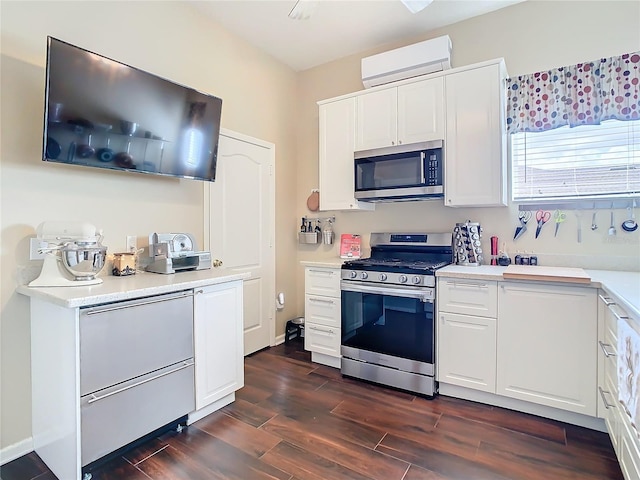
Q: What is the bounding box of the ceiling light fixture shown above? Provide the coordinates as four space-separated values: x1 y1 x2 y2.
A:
288 0 319 20
400 0 434 14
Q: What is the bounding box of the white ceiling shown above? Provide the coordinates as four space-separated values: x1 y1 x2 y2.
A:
187 0 525 72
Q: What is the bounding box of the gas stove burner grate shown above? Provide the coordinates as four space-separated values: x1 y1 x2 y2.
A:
344 258 451 272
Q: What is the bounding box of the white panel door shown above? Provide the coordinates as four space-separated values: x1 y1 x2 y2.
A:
206 130 275 355
355 88 397 150
497 281 597 415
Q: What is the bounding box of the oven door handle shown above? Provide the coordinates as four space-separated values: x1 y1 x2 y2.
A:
341 282 433 302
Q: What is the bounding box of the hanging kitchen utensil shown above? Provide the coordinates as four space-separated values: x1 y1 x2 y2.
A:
553 210 566 237
575 211 582 243
535 209 551 238
514 211 531 240
590 203 598 231
307 190 319 212
621 200 638 232
608 206 617 236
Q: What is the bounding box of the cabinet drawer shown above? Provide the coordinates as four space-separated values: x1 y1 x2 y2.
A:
305 268 341 297
438 278 497 317
304 322 341 357
80 291 194 396
305 294 340 328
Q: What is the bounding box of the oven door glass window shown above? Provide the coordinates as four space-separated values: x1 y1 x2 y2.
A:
355 151 424 191
341 289 434 364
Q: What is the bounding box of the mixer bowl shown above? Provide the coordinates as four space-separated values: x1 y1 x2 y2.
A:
61 244 107 280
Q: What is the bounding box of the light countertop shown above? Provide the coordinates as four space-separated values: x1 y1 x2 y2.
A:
300 259 346 268
16 269 250 308
437 265 640 322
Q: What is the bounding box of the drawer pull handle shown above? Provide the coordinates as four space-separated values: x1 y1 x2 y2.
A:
86 360 194 404
598 294 615 306
446 282 489 289
309 298 335 305
607 305 630 321
309 325 334 335
599 341 617 357
309 269 334 275
598 386 616 409
83 291 193 314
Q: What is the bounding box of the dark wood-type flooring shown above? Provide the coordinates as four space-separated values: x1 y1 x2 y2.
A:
2 340 624 480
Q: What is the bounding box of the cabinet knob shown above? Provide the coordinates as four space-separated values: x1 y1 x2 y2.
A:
195 289 204 294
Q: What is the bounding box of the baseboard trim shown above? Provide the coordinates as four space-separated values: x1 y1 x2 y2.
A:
187 393 235 425
0 437 34 466
439 383 607 432
274 333 285 345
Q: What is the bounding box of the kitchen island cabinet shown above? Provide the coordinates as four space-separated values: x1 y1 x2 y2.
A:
17 269 248 480
193 281 244 412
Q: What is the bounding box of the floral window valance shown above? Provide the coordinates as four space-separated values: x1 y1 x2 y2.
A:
506 52 640 133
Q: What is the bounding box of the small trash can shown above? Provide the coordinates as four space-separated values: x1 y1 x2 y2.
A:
285 317 305 344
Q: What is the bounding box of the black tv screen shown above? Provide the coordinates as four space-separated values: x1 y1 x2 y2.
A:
43 37 223 182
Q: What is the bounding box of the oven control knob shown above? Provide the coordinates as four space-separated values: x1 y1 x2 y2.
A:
399 275 407 283
412 276 422 285
360 272 368 279
350 271 357 279
379 273 387 281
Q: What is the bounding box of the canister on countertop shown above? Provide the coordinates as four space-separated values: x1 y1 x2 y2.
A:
112 252 136 276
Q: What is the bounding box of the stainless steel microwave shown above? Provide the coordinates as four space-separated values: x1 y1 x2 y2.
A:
354 140 444 202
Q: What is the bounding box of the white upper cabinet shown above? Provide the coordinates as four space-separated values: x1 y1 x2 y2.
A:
398 77 445 145
319 97 375 211
355 77 445 151
444 60 507 207
356 88 397 150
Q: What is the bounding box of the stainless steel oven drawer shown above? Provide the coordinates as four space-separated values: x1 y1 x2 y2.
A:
80 291 194 396
80 360 195 466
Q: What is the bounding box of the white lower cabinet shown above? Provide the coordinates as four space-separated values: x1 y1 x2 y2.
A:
304 266 341 367
497 281 597 416
194 280 244 410
437 278 497 392
438 312 496 392
598 291 640 480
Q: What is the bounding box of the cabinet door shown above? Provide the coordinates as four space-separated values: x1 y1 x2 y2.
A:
319 98 374 211
194 281 244 410
398 77 444 145
444 62 507 207
355 88 397 150
438 312 496 393
497 282 597 416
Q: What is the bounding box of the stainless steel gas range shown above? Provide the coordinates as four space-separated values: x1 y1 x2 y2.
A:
340 232 453 397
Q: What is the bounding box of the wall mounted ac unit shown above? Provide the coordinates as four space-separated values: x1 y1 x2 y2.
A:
361 35 452 88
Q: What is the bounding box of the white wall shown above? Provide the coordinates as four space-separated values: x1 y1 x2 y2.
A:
0 1 299 453
295 1 640 313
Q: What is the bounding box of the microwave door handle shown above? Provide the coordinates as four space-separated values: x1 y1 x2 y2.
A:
420 152 426 183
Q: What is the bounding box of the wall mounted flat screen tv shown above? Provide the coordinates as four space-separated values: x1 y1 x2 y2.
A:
43 37 223 182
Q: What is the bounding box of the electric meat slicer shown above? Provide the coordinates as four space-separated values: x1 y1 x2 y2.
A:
146 232 212 274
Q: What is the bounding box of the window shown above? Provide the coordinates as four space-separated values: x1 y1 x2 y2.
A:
511 119 640 202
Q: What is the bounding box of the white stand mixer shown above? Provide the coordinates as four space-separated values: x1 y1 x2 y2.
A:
29 221 107 287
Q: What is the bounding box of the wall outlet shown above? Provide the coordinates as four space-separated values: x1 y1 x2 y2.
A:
126 235 137 253
29 238 46 260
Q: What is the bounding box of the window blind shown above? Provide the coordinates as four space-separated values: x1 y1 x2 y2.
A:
511 119 640 202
